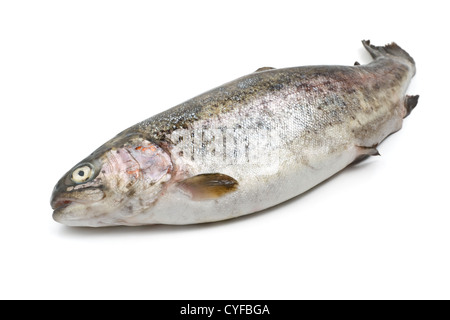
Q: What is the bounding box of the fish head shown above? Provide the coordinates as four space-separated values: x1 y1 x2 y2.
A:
51 134 173 226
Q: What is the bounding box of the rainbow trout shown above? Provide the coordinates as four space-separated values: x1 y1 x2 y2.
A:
51 40 418 227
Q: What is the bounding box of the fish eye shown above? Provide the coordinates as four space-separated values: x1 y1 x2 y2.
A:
71 164 93 184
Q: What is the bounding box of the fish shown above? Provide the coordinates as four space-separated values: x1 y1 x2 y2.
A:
50 40 419 227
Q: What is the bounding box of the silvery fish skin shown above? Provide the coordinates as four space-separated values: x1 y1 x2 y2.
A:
51 40 418 227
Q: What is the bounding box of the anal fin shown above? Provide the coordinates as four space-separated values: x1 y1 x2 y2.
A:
351 145 380 165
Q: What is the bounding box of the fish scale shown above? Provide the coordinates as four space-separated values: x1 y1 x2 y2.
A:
51 40 418 227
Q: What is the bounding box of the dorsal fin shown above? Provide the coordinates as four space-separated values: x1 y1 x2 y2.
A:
254 67 275 73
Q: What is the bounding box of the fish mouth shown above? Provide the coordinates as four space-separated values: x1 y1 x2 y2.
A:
51 198 75 211
51 184 105 216
52 200 101 226
51 197 88 224
51 189 106 226
51 193 92 212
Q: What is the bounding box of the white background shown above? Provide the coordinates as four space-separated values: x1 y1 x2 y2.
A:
0 0 448 300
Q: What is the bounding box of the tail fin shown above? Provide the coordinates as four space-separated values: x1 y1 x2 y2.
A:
404 95 419 118
362 40 415 65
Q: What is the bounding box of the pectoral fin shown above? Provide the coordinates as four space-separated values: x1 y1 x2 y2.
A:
178 173 238 200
